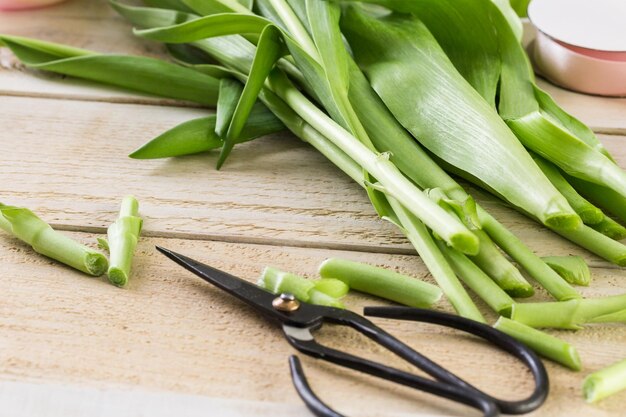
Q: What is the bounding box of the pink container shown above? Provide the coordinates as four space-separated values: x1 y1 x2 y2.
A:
528 0 626 97
0 0 67 10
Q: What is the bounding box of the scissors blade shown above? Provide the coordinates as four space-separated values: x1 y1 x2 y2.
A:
156 246 322 327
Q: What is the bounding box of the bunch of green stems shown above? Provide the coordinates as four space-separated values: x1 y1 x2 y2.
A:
107 0 588 321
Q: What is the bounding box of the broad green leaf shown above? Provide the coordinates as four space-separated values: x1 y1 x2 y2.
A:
508 112 626 198
305 0 374 149
263 0 318 59
0 34 219 105
347 0 502 109
359 0 626 203
120 0 479 253
533 86 613 160
306 0 347 88
129 104 284 159
541 255 590 286
215 78 244 138
341 7 579 230
113 2 258 75
490 0 523 41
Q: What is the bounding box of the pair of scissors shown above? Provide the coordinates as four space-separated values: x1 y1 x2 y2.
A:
157 246 548 417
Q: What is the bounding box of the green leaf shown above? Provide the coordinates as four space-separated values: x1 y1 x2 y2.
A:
490 0 523 41
0 34 219 105
507 111 626 200
533 86 613 161
341 7 579 230
215 78 244 138
218 25 286 168
373 0 626 203
129 104 284 159
541 255 590 286
305 0 374 150
509 0 531 17
134 13 272 42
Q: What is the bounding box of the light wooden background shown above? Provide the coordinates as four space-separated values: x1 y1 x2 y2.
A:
1 1 626 416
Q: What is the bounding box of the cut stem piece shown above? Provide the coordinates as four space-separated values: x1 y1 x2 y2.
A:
584 358 626 403
511 293 626 329
494 317 581 371
106 196 143 287
258 266 315 301
258 266 344 308
541 256 590 286
318 257 442 309
0 203 107 276
510 300 582 330
314 278 349 298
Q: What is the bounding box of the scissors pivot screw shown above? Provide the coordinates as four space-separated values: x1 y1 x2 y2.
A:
272 293 300 312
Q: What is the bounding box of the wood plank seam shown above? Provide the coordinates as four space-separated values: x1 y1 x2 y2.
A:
47 222 626 271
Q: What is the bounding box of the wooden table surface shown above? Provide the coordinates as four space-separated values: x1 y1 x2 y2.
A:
2 2 626 416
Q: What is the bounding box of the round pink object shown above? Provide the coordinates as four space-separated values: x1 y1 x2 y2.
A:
528 0 626 97
0 0 67 10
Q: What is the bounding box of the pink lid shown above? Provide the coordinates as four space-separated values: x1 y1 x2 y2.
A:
528 0 626 97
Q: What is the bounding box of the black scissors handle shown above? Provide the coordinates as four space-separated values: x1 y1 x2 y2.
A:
285 307 548 417
366 307 549 414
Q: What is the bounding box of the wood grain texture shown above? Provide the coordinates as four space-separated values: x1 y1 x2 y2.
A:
1 2 626 416
1 232 625 417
